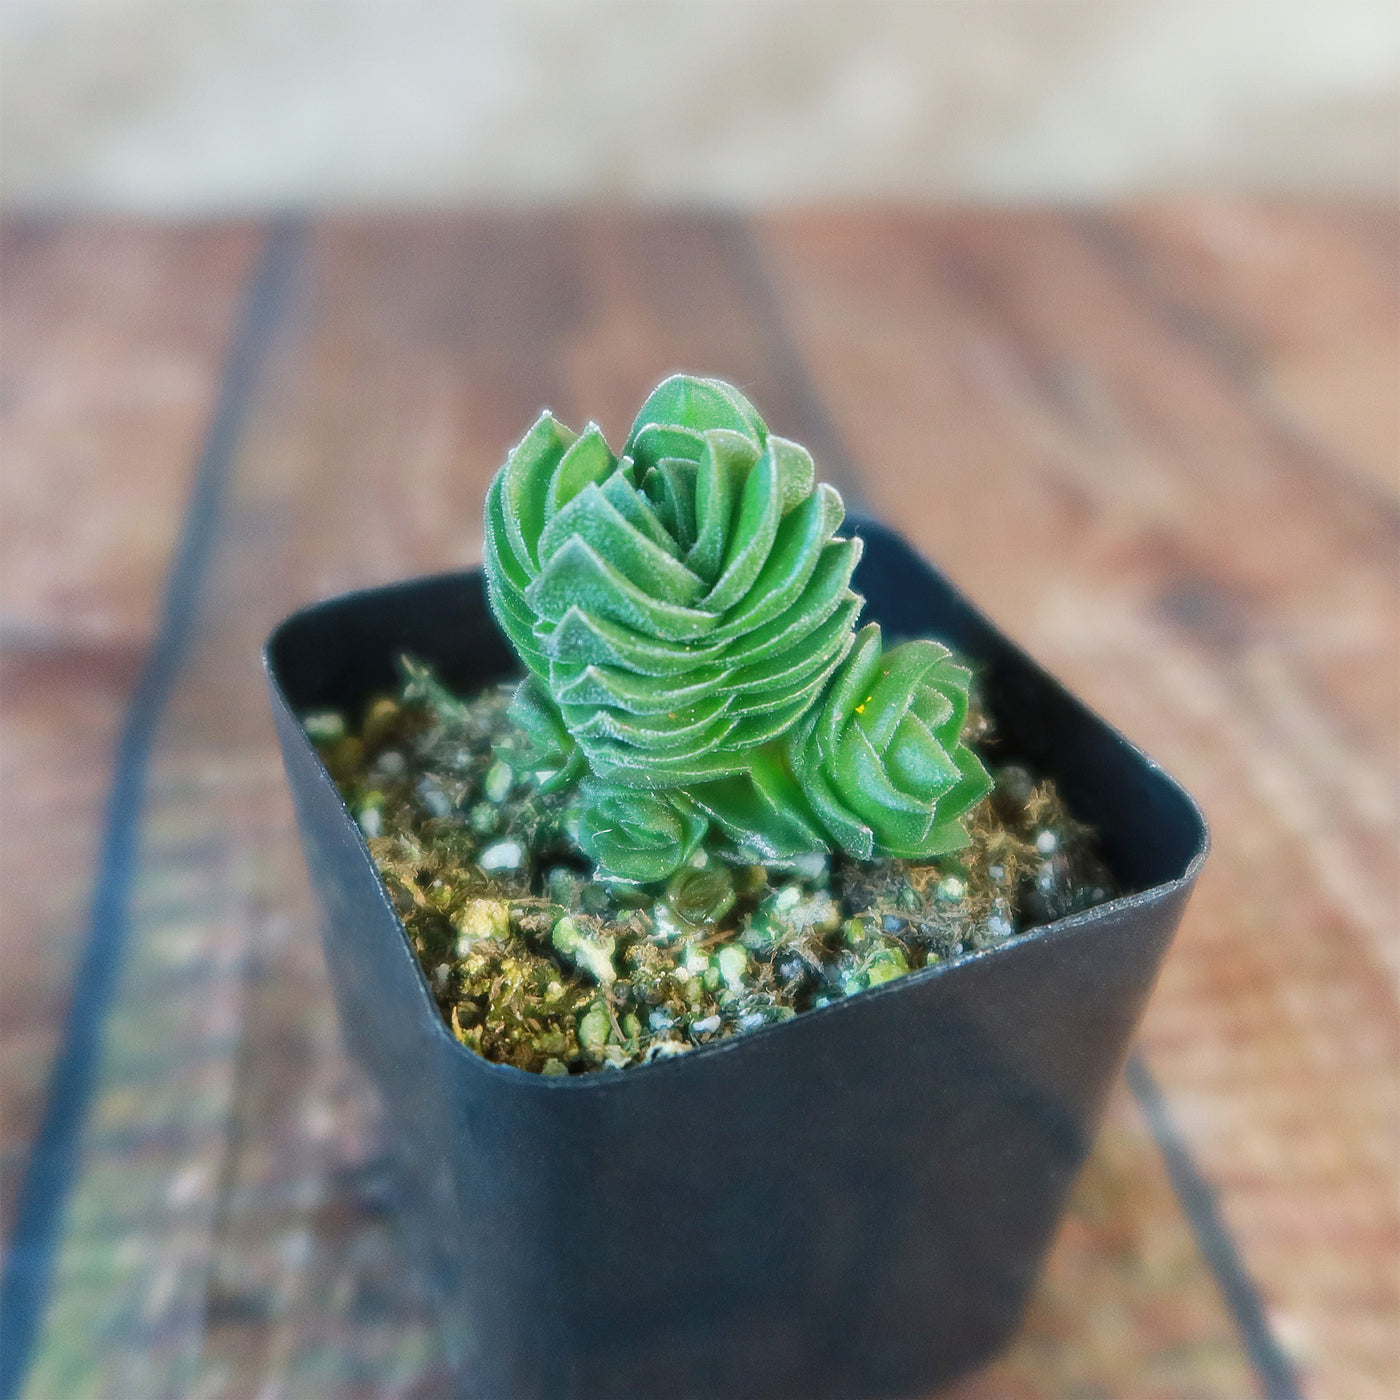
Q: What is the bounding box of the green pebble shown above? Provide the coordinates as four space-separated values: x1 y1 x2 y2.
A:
715 944 748 992
469 802 499 835
552 916 617 985
843 916 874 948
865 947 910 987
577 1003 612 1056
303 711 346 744
484 760 514 803
541 1059 568 1077
936 875 966 903
362 697 401 742
733 865 769 897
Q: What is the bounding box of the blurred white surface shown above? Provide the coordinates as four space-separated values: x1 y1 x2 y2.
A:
2 0 1397 212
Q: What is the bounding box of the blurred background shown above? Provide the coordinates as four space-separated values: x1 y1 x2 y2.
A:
2 0 1397 210
2 4 1397 1400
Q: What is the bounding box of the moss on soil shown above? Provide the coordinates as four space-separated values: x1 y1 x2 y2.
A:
306 657 1114 1076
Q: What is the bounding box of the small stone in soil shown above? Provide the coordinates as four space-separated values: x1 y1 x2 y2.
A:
479 840 523 872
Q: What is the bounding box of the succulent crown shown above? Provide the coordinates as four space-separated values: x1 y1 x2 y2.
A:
484 375 990 882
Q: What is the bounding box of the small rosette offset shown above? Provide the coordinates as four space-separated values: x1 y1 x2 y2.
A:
787 625 992 861
498 674 584 793
483 375 863 788
577 779 709 884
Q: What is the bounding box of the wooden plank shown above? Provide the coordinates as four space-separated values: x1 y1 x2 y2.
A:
0 223 263 640
28 213 649 1398
756 205 1399 1400
0 223 263 1247
221 212 864 616
1104 201 1400 504
197 211 857 1393
14 225 297 1400
22 211 1328 1397
176 212 1243 1398
0 641 141 1247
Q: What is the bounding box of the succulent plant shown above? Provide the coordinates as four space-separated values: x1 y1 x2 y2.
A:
484 374 990 881
786 624 991 860
576 779 710 886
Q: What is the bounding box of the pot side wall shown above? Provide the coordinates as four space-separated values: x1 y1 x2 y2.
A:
266 523 1207 1399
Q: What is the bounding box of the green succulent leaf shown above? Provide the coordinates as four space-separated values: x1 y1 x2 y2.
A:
787 625 992 861
544 423 615 524
577 779 709 884
503 411 576 570
626 374 769 447
686 747 827 864
482 374 989 881
502 674 585 793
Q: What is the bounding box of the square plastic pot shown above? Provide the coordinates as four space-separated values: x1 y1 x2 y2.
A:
265 519 1207 1400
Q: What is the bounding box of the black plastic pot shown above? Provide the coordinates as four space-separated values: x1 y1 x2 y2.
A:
266 520 1207 1400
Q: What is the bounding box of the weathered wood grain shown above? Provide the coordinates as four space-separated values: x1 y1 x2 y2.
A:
1106 201 1400 504
755 205 1399 1400
192 212 1247 1399
0 224 263 639
7 206 1393 1399
0 224 262 1247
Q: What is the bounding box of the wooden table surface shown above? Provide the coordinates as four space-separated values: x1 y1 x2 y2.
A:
1 206 1395 1400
